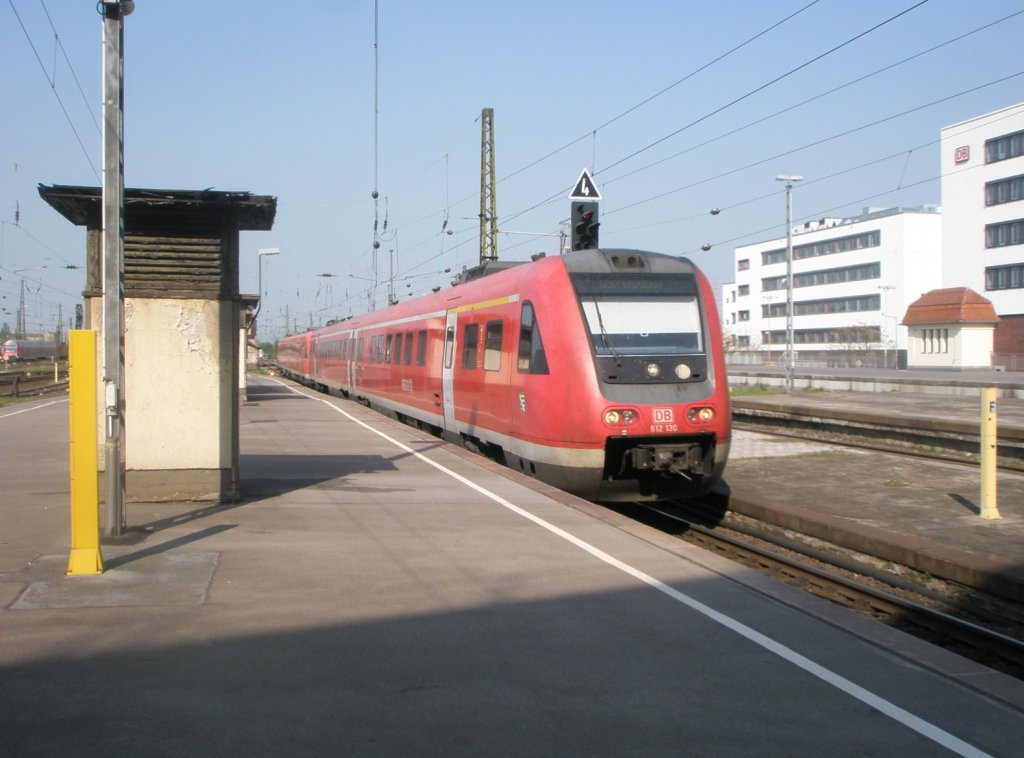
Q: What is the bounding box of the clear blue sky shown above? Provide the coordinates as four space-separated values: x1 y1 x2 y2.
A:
3 0 1022 340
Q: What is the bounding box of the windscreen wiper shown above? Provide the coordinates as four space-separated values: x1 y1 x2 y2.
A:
592 298 622 367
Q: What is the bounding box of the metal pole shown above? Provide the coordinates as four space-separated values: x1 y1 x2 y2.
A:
255 249 279 336
776 174 802 395
784 183 795 394
102 4 127 537
980 388 1001 519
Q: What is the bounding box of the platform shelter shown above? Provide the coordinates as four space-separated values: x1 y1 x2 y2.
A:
39 185 276 502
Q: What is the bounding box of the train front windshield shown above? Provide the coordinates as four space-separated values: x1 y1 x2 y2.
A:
572 273 703 356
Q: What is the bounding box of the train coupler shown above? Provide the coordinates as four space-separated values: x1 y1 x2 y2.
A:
628 444 705 477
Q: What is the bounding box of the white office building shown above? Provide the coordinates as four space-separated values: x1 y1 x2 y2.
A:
722 207 942 367
940 101 1024 363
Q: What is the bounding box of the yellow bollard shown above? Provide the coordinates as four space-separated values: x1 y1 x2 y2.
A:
979 387 1000 520
67 330 104 575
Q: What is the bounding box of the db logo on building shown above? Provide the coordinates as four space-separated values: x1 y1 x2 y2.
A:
954 145 970 164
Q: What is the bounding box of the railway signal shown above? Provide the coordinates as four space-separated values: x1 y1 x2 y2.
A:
571 201 600 250
569 169 601 251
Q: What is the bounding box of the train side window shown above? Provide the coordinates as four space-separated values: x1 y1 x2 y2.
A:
358 337 365 361
393 333 403 364
517 301 549 374
484 320 503 371
385 334 394 363
462 323 479 369
417 329 428 366
403 331 414 365
444 326 455 369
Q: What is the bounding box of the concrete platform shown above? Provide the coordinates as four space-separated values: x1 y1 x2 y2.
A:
1 379 1023 756
727 390 1024 600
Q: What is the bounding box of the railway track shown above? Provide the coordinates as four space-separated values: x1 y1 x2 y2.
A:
732 409 1024 472
0 375 68 399
608 498 1024 683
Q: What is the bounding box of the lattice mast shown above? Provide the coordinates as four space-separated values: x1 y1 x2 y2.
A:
479 107 497 263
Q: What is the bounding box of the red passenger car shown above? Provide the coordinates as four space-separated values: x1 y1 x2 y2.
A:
276 248 730 501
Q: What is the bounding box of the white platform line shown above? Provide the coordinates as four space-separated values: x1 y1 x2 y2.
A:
0 398 66 420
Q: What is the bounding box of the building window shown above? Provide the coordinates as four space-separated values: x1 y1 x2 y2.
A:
738 259 750 271
986 263 1024 290
794 294 881 316
985 129 1024 164
763 327 883 345
737 284 750 296
738 310 750 322
919 328 950 354
761 230 881 266
985 175 1024 206
985 219 1024 248
763 262 880 291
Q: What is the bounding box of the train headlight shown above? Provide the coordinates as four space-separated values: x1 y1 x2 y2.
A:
645 362 661 378
604 408 639 427
687 406 715 423
674 363 692 380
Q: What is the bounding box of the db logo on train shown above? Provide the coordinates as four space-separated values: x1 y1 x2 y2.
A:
651 408 678 433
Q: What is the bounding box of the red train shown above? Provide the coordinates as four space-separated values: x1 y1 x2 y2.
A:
2 338 68 362
276 248 730 501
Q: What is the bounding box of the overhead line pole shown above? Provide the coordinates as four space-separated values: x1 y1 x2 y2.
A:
101 1 132 536
480 108 497 264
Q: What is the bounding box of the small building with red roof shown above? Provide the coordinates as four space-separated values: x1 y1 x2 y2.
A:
901 288 999 369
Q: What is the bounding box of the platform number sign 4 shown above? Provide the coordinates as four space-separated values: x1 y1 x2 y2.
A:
569 169 602 201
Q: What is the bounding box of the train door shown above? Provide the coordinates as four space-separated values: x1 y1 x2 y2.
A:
347 330 357 390
442 311 457 431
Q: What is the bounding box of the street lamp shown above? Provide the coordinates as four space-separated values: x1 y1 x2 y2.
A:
879 285 896 369
255 248 280 321
775 174 802 394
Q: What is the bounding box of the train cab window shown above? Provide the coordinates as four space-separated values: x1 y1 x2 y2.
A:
461 323 479 369
483 321 503 371
571 272 703 356
444 326 455 369
403 331 414 365
417 329 428 366
517 301 549 375
393 333 403 364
